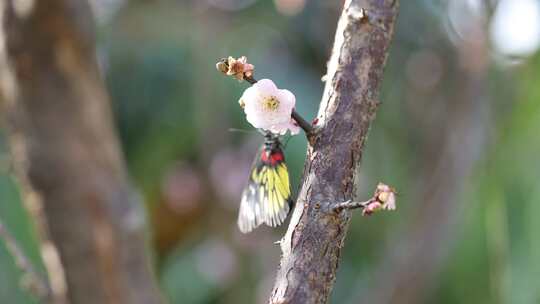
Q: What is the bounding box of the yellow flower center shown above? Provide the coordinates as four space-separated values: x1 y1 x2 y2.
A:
262 96 280 111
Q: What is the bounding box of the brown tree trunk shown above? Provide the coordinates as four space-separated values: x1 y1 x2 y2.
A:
0 1 163 303
269 1 400 303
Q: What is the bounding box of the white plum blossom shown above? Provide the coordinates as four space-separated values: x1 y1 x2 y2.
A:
239 79 300 135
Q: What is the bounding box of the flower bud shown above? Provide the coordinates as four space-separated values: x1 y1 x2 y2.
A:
216 58 229 74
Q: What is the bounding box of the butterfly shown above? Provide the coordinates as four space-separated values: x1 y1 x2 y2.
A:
237 131 293 233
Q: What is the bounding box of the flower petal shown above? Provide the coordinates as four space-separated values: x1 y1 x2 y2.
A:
287 119 300 135
239 78 299 135
383 193 397 210
267 119 300 135
240 85 260 105
254 79 278 95
277 89 296 109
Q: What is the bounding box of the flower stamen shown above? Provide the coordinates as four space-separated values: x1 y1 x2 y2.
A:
262 96 280 111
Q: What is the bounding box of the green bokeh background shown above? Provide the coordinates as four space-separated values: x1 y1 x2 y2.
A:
2 1 540 303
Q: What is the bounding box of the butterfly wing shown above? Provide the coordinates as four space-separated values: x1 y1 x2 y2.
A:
237 145 292 233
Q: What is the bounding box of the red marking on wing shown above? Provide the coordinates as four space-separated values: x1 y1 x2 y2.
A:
261 151 269 162
270 152 284 164
260 150 284 166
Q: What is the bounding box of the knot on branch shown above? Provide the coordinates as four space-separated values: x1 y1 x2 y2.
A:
346 7 369 24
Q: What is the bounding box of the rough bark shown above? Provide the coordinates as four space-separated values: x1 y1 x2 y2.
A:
0 1 163 303
269 1 399 303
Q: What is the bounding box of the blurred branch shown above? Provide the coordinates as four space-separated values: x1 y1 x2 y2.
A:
268 1 399 303
332 199 370 211
483 0 499 19
0 219 51 301
0 1 163 303
360 10 490 304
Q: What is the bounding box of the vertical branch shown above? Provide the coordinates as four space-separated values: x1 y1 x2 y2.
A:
0 1 67 302
0 1 163 303
269 1 400 303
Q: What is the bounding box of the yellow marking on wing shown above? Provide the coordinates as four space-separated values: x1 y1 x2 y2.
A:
276 164 290 197
271 171 280 212
270 188 277 215
278 165 289 189
252 174 258 185
259 167 266 182
267 167 274 193
275 172 288 200
275 188 284 208
276 191 283 207
267 168 286 211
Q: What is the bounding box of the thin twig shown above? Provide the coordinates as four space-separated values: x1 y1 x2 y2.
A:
244 75 257 85
332 199 370 212
0 219 51 301
291 110 315 136
333 182 397 215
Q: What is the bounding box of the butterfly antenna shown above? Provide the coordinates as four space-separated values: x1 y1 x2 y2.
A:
228 128 256 134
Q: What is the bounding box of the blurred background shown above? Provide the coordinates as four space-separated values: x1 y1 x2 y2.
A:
1 0 540 303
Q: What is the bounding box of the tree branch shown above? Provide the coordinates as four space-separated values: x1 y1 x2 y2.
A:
291 110 314 136
0 1 163 303
332 199 370 212
269 1 399 303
